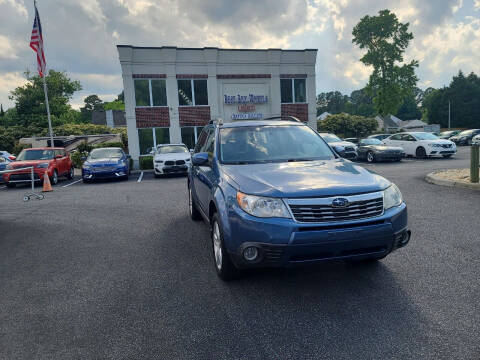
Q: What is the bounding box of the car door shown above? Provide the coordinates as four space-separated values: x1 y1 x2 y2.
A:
384 134 402 147
195 128 217 212
401 134 417 156
191 126 211 212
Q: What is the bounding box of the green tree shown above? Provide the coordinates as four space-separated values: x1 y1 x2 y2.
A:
9 70 82 128
316 91 349 115
396 94 421 120
422 71 480 128
318 113 377 138
80 94 104 122
103 100 125 111
352 9 418 116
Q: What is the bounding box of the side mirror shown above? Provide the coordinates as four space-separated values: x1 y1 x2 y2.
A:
9 156 16 161
192 152 209 166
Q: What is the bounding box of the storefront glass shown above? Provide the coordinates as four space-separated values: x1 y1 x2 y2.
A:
134 80 150 106
181 127 196 149
138 128 154 155
155 128 170 145
151 80 167 106
280 79 293 103
194 80 208 105
178 80 193 105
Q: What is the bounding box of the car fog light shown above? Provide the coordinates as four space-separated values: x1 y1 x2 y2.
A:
243 247 259 261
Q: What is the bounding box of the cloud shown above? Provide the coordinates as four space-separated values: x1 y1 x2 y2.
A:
0 0 478 108
0 72 28 108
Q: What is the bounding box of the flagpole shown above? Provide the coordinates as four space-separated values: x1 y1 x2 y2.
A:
42 73 54 149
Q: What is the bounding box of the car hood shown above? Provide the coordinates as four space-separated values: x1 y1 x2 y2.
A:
85 158 122 166
8 160 52 168
221 159 391 198
422 139 455 145
365 145 404 151
154 153 191 161
328 141 356 149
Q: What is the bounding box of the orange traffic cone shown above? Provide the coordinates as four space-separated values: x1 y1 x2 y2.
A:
43 172 53 192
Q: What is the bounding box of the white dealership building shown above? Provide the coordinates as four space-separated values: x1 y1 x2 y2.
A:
117 45 318 166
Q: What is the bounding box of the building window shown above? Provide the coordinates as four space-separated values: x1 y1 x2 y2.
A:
134 79 167 107
280 78 306 103
178 79 208 106
181 126 204 150
138 127 170 155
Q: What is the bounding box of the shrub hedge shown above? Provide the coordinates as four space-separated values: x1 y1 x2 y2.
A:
139 156 153 170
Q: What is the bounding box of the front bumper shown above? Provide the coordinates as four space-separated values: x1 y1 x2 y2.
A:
224 203 409 268
82 167 128 180
154 164 189 175
426 147 456 156
2 168 50 183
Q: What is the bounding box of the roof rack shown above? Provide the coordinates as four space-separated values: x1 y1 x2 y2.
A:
209 117 224 125
263 116 302 123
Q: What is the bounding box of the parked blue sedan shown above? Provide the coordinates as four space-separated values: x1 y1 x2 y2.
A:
188 119 410 280
82 147 130 183
0 151 15 171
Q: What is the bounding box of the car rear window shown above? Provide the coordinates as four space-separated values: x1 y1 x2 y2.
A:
219 125 335 164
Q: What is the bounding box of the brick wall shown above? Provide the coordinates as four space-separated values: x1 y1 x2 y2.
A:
132 74 166 78
179 107 211 126
136 108 170 128
281 104 308 123
176 74 208 79
279 74 307 78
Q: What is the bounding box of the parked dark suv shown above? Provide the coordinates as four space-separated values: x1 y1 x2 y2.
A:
188 118 410 280
450 129 480 145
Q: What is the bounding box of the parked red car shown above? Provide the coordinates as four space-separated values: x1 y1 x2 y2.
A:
2 147 74 188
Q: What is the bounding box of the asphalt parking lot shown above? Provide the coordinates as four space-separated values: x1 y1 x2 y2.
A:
1 147 479 359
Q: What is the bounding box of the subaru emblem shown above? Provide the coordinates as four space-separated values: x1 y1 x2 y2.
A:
332 197 349 208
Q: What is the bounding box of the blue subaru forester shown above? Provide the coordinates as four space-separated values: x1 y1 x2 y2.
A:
188 118 410 280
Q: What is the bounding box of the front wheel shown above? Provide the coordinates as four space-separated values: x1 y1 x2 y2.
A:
50 170 58 185
415 147 426 159
66 166 74 180
366 151 375 163
211 213 241 281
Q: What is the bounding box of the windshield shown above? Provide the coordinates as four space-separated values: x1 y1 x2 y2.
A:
458 129 476 136
220 125 335 164
17 149 54 161
440 131 455 136
412 132 438 140
360 138 382 145
320 134 342 143
157 145 188 154
88 148 123 160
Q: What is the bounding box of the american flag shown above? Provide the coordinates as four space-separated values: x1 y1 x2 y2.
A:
29 3 46 77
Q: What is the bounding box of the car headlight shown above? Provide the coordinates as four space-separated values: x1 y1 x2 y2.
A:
36 163 49 168
427 143 441 147
236 191 291 218
6 164 13 170
383 184 403 210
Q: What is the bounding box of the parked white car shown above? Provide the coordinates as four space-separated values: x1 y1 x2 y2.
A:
382 132 456 158
472 134 480 145
153 144 191 177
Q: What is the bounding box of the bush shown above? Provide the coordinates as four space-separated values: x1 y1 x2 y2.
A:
77 141 93 153
318 113 378 138
70 150 86 169
139 156 153 170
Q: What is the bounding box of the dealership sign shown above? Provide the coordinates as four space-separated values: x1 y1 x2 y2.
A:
224 94 268 120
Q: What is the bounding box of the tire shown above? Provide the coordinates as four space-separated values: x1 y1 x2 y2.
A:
188 185 202 221
442 154 452 158
211 213 241 281
366 151 375 163
50 170 58 185
82 178 90 184
6 182 16 188
415 147 426 159
66 166 74 180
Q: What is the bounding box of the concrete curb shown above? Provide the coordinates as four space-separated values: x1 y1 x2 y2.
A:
425 171 480 190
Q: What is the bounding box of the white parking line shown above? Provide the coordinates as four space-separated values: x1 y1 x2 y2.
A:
62 179 82 188
137 172 144 183
0 185 6 190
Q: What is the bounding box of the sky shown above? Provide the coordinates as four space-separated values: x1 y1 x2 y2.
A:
0 0 479 110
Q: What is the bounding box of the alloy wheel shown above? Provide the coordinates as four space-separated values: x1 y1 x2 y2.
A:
367 152 374 162
212 221 222 271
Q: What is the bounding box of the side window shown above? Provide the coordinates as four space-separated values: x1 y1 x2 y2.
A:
403 134 415 141
194 127 210 153
203 129 215 156
390 134 402 141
